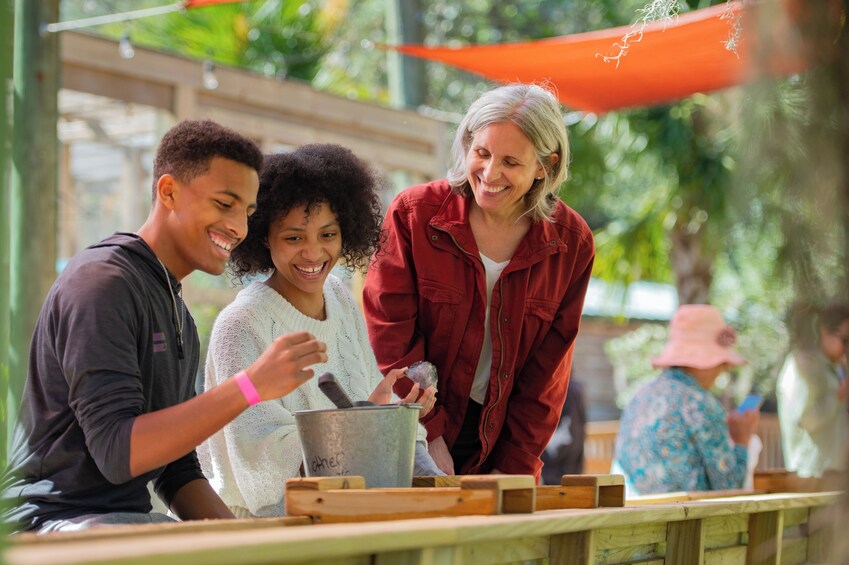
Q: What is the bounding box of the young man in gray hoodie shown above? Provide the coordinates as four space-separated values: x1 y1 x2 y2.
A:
3 120 328 533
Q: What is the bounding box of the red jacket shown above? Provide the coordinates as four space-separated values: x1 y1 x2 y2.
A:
363 180 594 478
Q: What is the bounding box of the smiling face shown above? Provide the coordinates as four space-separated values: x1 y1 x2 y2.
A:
465 121 546 222
164 156 259 280
265 202 341 319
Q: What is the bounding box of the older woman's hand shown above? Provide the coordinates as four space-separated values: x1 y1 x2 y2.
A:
727 408 760 447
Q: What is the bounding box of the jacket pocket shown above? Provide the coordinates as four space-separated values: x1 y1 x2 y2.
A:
417 279 464 355
519 297 560 356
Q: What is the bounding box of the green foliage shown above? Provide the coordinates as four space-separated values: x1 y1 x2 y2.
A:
604 323 667 408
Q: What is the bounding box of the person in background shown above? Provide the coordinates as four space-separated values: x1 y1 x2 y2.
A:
777 301 849 477
541 378 587 484
611 305 759 496
200 145 440 519
363 83 595 479
2 120 328 533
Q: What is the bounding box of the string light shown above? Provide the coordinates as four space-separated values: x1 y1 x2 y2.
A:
202 60 219 90
119 32 135 59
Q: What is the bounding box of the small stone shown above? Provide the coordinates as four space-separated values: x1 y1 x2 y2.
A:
407 361 438 391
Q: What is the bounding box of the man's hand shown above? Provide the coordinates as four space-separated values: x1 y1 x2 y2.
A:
246 332 327 401
428 435 455 475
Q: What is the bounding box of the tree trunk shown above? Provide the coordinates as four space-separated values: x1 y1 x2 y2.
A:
1 0 14 462
670 221 714 305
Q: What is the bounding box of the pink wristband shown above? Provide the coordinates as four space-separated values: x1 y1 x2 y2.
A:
235 371 261 406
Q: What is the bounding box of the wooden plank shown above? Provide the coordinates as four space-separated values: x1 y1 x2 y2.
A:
628 489 760 506
284 487 498 524
665 519 705 565
455 536 548 564
286 476 366 491
780 537 807 565
460 475 536 514
703 546 746 565
412 476 461 488
11 517 309 545
596 541 665 565
702 515 747 549
747 511 784 565
594 522 667 550
550 531 595 565
779 506 808 528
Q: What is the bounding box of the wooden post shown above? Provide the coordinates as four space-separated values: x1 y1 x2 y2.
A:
1 0 14 462
665 519 705 565
550 531 596 565
747 510 784 565
806 505 836 563
9 0 60 435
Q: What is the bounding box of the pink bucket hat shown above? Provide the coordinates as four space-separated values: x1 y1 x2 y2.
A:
652 305 746 370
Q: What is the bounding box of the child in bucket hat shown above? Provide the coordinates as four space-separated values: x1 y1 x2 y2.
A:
612 305 759 496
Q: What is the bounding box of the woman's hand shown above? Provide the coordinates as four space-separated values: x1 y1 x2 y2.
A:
411 385 436 418
727 408 760 447
368 368 411 404
428 436 455 475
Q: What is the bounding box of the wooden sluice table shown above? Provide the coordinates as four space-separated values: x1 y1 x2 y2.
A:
4 472 844 565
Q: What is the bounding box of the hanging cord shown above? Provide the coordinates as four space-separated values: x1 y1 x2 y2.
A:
157 258 185 360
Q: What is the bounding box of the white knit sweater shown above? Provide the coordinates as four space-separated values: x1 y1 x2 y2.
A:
198 276 425 518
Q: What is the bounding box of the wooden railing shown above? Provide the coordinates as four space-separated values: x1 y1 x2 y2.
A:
584 414 785 474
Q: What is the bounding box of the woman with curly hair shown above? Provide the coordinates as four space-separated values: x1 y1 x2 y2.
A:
199 144 439 518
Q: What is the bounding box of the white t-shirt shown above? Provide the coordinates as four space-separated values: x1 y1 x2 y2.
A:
469 254 510 404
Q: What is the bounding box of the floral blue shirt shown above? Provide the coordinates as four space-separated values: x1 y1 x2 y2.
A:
612 368 748 495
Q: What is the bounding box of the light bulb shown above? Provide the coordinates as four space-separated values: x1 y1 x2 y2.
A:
202 60 219 90
119 34 135 59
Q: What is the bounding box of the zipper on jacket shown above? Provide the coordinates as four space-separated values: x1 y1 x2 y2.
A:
479 276 506 464
432 224 505 469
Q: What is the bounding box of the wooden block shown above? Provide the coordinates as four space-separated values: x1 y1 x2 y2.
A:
550 531 596 565
285 476 366 491
561 474 624 487
412 475 461 487
536 485 596 510
284 487 498 524
560 474 625 507
747 510 784 565
460 474 536 513
666 519 705 565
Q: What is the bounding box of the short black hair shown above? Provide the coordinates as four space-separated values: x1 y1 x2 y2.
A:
151 119 263 200
230 144 386 280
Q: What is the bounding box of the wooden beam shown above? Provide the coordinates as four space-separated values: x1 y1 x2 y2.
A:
665 519 705 565
746 510 784 565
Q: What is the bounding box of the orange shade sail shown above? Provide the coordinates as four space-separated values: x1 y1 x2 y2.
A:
393 1 808 113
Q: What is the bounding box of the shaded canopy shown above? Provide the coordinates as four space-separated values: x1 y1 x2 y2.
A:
394 1 807 113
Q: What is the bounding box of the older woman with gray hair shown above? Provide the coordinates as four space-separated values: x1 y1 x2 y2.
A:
363 83 595 478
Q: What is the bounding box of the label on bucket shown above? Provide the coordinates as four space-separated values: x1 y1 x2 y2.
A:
307 450 350 476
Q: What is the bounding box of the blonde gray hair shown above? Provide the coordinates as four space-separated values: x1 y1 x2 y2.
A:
446 83 569 222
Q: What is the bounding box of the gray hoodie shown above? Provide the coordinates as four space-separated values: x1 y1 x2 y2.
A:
3 233 204 531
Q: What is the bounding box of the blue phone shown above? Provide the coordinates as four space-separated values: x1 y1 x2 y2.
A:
737 394 763 413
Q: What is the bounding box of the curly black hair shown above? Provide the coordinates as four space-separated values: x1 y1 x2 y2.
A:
151 119 263 201
230 144 386 280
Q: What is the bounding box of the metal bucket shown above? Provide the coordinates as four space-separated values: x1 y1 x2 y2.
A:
294 404 420 488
